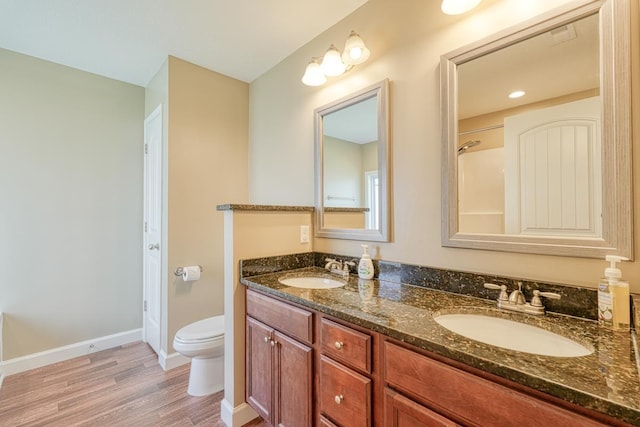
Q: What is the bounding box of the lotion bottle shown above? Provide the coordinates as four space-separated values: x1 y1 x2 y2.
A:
358 244 374 279
597 255 630 330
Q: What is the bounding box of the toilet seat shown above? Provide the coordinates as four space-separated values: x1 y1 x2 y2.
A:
175 315 224 343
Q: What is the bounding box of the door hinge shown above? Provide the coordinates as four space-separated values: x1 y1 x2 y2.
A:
144 300 148 312
144 144 148 154
144 221 148 232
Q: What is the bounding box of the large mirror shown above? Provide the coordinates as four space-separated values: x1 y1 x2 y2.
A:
315 79 390 241
441 0 632 258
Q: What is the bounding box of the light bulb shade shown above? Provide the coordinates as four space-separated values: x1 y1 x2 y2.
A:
320 45 346 76
441 0 482 15
342 31 370 66
301 60 327 86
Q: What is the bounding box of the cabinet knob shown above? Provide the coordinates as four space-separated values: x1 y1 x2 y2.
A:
264 336 270 344
334 341 344 350
334 395 344 404
270 339 277 347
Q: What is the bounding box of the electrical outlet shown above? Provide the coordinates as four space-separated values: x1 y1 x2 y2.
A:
300 225 310 243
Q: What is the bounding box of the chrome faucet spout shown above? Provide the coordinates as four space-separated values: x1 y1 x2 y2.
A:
508 282 526 305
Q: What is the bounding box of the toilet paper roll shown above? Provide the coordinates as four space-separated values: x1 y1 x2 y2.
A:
182 266 201 282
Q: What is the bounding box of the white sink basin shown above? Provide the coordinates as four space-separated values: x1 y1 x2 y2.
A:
279 276 346 289
434 314 592 357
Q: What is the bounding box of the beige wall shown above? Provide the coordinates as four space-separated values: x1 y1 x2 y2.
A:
223 210 313 424
0 48 145 359
249 0 640 292
166 57 249 352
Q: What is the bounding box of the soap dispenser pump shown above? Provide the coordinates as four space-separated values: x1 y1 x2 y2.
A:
358 244 374 279
597 255 630 330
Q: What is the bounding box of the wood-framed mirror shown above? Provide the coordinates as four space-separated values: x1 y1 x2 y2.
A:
441 0 632 259
315 79 391 241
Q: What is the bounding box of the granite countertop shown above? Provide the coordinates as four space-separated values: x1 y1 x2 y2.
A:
242 267 640 426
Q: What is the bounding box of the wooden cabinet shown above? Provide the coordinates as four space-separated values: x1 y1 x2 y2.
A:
246 290 313 427
383 341 615 427
245 288 628 427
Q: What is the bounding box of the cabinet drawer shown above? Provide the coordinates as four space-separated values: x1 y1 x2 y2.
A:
246 289 313 344
320 318 372 374
319 355 371 427
384 341 607 427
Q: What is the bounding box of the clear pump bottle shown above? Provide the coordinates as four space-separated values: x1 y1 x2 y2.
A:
597 255 630 330
358 244 374 279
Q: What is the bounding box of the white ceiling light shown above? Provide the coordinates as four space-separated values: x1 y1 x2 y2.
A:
508 90 526 99
441 0 482 15
302 30 370 86
320 44 347 76
342 31 370 65
301 59 327 86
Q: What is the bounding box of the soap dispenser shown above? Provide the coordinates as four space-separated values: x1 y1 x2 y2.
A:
597 255 630 330
358 245 374 279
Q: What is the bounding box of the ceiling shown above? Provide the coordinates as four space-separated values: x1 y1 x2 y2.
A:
0 0 368 87
457 12 599 119
323 96 377 144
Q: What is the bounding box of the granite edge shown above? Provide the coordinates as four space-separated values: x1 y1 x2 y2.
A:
216 203 315 212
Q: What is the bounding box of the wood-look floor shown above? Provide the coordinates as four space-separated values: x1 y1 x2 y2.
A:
0 342 268 427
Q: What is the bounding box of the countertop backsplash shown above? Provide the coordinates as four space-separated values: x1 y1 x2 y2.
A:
242 251 604 320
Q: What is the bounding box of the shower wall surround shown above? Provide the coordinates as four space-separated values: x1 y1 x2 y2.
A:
240 252 600 320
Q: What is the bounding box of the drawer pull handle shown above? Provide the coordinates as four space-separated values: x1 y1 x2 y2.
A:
334 341 344 350
334 394 344 404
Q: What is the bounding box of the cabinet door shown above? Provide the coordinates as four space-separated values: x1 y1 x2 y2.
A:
273 330 313 427
384 388 459 427
246 317 274 423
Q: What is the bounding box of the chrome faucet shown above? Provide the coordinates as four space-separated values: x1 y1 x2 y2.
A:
484 282 560 315
325 258 355 278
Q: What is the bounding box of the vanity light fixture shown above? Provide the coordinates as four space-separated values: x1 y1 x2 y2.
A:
441 0 482 15
508 90 526 99
301 31 370 86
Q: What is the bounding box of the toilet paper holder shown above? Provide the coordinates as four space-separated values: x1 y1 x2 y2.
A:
174 265 204 276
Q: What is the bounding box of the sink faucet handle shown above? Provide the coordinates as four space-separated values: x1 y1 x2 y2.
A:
343 261 356 268
484 283 509 301
531 290 561 307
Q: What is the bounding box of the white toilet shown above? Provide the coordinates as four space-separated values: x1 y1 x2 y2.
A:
173 315 225 397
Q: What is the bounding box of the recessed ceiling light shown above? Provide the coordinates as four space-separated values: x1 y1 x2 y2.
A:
508 90 526 99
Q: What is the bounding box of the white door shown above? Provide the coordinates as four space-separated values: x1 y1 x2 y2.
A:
143 105 163 355
504 97 601 237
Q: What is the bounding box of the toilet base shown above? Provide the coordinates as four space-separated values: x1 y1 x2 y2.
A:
187 355 224 397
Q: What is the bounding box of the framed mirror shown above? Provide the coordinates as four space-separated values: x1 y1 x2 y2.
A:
315 79 390 241
441 0 632 259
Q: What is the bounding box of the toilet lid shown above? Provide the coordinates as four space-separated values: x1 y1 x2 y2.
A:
175 316 224 342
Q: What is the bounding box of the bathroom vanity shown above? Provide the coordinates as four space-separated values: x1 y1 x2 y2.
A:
242 266 640 427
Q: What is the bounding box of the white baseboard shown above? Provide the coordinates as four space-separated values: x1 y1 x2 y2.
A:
1 328 142 377
221 399 259 427
158 350 190 371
